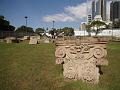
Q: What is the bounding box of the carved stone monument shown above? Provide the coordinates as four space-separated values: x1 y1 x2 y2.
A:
5 37 16 43
36 35 50 43
29 36 38 44
23 36 29 40
55 38 108 84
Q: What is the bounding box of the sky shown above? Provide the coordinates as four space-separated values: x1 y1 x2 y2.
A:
0 0 111 30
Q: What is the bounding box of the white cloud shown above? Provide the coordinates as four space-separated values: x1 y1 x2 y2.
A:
64 3 87 19
64 1 92 18
43 1 92 23
42 0 111 23
43 13 76 22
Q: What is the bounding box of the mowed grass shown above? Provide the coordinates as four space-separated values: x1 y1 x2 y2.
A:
0 42 120 90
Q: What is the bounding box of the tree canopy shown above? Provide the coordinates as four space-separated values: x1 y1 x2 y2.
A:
0 15 15 31
49 29 55 36
85 24 92 36
49 27 74 37
35 28 45 35
62 27 74 36
91 20 106 36
113 19 120 28
15 25 34 33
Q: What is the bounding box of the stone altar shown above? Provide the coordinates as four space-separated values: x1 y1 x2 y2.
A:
55 38 108 84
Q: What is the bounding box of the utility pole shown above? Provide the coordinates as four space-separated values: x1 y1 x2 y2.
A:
52 20 55 39
25 16 28 35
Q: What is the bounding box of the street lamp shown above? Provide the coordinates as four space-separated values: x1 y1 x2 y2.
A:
52 20 55 39
25 16 28 35
53 20 55 29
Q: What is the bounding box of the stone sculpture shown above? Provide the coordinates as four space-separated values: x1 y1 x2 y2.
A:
29 36 38 44
5 37 16 43
55 40 108 84
23 36 29 40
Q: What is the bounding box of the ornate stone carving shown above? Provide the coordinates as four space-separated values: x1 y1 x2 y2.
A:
55 41 108 84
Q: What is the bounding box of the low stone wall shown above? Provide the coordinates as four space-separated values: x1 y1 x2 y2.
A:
55 39 108 84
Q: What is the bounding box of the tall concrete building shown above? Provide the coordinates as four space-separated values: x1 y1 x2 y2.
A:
110 1 120 22
92 0 96 20
87 14 92 23
92 0 106 21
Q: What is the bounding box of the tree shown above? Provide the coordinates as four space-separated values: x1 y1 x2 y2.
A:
62 27 74 36
0 16 4 20
35 28 45 36
15 26 34 36
49 27 74 38
0 15 15 31
85 24 92 36
55 28 63 36
49 28 56 39
91 20 106 36
113 19 120 28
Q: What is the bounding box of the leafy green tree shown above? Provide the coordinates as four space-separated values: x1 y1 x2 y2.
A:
49 27 74 37
0 16 4 20
62 27 74 36
85 24 92 36
15 26 34 36
113 19 120 28
35 28 45 36
49 28 56 39
55 28 63 36
91 20 106 36
0 15 15 31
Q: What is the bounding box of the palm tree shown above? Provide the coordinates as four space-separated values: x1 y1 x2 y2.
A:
91 20 106 36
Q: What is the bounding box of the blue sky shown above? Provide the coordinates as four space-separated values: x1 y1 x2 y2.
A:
0 0 110 30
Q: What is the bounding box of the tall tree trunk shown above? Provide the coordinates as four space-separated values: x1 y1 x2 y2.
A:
88 32 91 36
95 28 99 36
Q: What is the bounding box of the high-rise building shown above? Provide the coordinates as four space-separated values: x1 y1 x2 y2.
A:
95 0 101 15
92 0 106 21
87 14 92 23
110 1 120 22
101 0 106 21
92 0 96 20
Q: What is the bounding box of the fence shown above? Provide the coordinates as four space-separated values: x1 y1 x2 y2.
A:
0 31 35 39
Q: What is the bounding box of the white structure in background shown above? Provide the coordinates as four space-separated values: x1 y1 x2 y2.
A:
74 29 120 37
46 32 52 37
97 29 120 37
80 22 87 30
74 30 88 36
94 15 103 21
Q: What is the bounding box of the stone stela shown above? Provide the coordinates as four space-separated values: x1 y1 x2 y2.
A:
55 37 108 84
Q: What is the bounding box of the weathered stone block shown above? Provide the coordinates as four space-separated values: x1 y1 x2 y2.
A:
55 39 108 84
29 36 38 44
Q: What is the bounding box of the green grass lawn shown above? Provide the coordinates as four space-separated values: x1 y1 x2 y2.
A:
0 42 120 90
